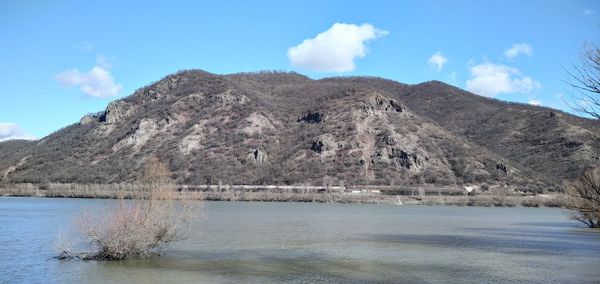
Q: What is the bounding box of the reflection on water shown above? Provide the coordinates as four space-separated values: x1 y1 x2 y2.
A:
1 197 599 283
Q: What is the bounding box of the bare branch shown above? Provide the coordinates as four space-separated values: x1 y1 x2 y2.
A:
564 167 600 228
56 158 203 260
566 42 600 118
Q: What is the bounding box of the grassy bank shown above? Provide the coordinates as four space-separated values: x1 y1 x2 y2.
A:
0 183 566 207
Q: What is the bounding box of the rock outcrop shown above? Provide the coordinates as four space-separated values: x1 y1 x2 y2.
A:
113 118 159 152
243 112 277 135
209 90 249 107
79 115 97 125
105 100 133 124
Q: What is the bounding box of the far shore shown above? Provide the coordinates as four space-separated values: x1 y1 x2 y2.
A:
0 183 566 208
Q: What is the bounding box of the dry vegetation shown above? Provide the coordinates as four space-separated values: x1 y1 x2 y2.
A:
56 158 202 260
0 182 566 208
562 41 600 228
564 167 600 228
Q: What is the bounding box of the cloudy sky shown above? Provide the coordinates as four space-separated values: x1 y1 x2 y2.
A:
0 0 598 140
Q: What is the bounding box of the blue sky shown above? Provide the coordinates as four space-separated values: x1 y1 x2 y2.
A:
0 0 598 140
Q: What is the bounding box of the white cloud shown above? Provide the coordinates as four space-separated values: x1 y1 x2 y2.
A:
504 43 532 59
287 23 388 72
0 123 35 142
583 9 595 16
528 100 542 106
55 56 122 98
427 51 448 72
466 63 541 97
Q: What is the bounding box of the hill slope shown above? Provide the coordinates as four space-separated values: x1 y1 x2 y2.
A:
328 78 600 184
1 70 598 192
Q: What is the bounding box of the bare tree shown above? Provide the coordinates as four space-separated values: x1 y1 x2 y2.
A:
564 167 600 228
566 42 600 118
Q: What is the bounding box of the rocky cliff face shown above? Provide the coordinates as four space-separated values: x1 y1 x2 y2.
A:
1 70 598 192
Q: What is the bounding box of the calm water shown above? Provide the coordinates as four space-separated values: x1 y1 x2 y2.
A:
1 197 599 283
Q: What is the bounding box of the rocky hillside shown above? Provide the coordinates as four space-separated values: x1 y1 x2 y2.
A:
1 70 598 192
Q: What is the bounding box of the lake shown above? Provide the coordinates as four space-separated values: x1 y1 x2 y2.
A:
1 197 599 283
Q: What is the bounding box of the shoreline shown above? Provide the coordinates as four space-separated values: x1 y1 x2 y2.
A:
0 183 566 208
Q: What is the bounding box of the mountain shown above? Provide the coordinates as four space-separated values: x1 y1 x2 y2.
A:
1 70 599 192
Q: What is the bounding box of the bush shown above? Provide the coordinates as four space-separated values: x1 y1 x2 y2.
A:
57 158 202 260
520 198 542 208
543 196 565 208
467 197 493 207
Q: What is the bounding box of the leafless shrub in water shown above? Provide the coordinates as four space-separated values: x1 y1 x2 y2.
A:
57 158 202 260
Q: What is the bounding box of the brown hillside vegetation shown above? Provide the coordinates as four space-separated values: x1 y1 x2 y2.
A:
1 70 599 193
